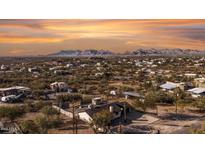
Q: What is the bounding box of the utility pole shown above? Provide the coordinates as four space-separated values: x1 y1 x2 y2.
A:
72 101 78 134
119 122 122 134
175 100 178 118
175 89 179 120
75 115 78 134
118 108 123 134
72 103 75 134
156 105 159 116
123 102 127 123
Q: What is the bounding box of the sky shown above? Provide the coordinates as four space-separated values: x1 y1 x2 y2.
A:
1 19 205 56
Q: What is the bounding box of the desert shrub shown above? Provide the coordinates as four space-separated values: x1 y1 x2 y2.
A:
19 120 40 134
34 115 49 133
121 86 135 92
34 115 62 133
194 98 205 111
57 93 82 104
24 103 33 112
0 106 24 120
41 106 59 117
33 101 47 111
48 116 62 128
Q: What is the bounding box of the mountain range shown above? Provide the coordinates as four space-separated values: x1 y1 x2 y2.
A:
48 49 113 57
48 48 205 57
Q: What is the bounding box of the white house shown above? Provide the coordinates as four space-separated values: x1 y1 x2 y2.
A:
0 86 31 103
1 65 9 70
91 97 102 105
0 86 31 97
123 91 143 99
184 73 197 78
77 103 123 124
66 64 73 68
160 82 182 92
28 67 39 73
187 87 205 98
50 82 68 92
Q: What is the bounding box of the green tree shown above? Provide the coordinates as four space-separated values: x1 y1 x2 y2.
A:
142 91 159 114
57 93 82 106
172 87 194 118
92 109 112 133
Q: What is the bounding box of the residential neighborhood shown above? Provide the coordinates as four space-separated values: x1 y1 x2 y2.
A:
0 56 205 134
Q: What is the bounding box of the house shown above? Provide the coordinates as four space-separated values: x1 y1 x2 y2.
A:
123 91 143 99
184 73 197 78
19 67 26 72
77 102 129 124
92 97 102 105
66 64 73 68
49 66 64 71
54 70 70 75
1 65 9 71
80 64 87 68
28 67 39 73
0 86 31 97
160 82 181 92
50 82 69 92
187 87 205 98
96 62 101 66
0 86 31 103
95 72 103 77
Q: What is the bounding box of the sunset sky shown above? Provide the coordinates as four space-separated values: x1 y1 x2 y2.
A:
1 19 205 56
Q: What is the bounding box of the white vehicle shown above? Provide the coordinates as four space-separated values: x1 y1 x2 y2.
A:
1 95 17 103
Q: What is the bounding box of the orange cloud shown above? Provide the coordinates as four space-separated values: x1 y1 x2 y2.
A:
1 19 205 55
0 37 64 44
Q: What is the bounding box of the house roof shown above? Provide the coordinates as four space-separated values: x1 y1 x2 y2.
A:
76 103 122 118
50 82 67 86
0 86 30 92
187 87 205 94
123 91 142 98
160 82 179 90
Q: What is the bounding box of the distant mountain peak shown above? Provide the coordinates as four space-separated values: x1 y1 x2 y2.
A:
48 49 113 57
47 48 205 57
128 48 205 56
